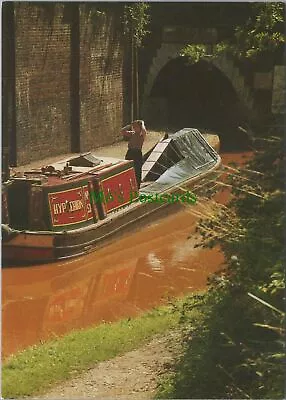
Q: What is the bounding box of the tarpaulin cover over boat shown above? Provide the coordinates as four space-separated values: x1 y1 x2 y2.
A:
141 128 220 194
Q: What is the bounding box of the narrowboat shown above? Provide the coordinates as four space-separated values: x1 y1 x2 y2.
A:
2 128 221 266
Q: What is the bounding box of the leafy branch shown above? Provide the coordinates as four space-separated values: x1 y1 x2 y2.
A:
123 2 150 48
180 3 285 63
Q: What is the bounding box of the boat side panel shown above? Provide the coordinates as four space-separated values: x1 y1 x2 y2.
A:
44 180 96 231
94 165 139 215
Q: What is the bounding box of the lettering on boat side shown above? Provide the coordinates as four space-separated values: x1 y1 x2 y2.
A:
90 190 197 205
53 200 84 214
48 186 93 227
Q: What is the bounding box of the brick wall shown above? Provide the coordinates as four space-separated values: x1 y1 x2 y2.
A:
79 4 126 151
15 3 72 164
12 3 129 165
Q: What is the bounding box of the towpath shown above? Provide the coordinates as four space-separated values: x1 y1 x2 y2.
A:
39 330 182 399
14 130 165 172
14 129 218 172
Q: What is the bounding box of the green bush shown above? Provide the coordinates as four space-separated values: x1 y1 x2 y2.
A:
158 136 285 399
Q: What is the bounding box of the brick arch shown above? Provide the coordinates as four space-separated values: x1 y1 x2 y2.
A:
142 43 254 119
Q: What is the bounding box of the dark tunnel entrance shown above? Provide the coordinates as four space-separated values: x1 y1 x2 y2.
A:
148 58 251 149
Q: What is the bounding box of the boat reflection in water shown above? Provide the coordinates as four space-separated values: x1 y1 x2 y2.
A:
2 208 223 358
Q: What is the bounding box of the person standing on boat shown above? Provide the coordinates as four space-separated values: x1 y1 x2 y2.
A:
121 120 147 189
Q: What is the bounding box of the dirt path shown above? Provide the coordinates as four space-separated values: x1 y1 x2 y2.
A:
40 330 182 399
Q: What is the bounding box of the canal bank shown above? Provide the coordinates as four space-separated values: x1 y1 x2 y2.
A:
12 129 219 174
11 130 166 174
41 325 184 400
2 298 197 399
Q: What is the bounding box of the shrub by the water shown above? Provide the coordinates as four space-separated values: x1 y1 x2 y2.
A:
158 135 285 399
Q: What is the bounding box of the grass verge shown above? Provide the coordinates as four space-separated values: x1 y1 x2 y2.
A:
2 298 200 398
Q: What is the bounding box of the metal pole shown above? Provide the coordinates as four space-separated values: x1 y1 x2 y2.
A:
2 2 16 170
135 45 139 119
130 23 134 121
70 3 80 153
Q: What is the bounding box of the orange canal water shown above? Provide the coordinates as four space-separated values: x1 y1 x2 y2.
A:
2 152 252 357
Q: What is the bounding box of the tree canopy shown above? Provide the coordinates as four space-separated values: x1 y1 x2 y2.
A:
181 3 285 63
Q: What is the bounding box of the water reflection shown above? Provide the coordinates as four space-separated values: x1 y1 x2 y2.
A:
2 209 222 358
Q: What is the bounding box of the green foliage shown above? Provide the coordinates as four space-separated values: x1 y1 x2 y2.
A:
181 3 285 63
180 44 207 64
232 3 285 59
123 2 151 47
157 136 285 399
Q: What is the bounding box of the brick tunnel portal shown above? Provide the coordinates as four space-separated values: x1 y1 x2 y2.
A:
149 58 250 149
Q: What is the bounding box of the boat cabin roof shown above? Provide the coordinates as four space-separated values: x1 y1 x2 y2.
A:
16 155 127 187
